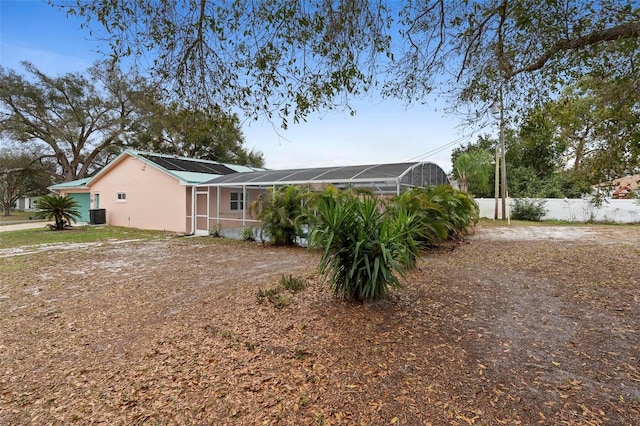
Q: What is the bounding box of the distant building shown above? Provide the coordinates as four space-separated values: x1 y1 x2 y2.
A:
14 196 41 211
595 174 640 199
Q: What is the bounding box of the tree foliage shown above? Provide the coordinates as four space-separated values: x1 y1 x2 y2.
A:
0 61 262 183
453 149 494 195
0 61 158 182
451 136 497 198
59 1 640 126
538 76 640 183
0 149 54 216
131 105 264 167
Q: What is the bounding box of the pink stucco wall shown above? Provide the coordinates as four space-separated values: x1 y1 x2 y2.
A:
89 156 188 233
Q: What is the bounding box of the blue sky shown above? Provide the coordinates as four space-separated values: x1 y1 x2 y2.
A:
0 0 491 172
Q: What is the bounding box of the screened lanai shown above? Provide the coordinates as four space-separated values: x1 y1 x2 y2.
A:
193 162 449 235
206 161 448 192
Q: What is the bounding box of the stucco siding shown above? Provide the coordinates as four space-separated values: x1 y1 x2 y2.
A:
89 156 188 233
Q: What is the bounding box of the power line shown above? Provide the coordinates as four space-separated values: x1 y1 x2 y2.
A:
404 135 468 162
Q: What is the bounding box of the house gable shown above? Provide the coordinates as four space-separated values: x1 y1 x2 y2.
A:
89 154 188 232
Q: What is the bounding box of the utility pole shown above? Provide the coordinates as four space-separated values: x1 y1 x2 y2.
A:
490 99 500 220
494 142 499 220
499 87 507 220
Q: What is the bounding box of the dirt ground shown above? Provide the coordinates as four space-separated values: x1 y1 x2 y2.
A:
1 225 639 425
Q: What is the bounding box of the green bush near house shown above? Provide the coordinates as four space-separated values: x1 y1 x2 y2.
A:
241 226 255 241
250 186 311 246
35 194 82 231
251 184 479 303
389 185 479 243
418 185 479 239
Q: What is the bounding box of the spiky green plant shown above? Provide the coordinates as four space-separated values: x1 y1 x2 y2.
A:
308 190 421 302
35 194 82 230
422 185 479 239
250 185 311 246
388 188 449 246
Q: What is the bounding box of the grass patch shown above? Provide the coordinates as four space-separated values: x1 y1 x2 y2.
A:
0 211 39 223
256 275 307 309
279 274 307 292
0 225 171 249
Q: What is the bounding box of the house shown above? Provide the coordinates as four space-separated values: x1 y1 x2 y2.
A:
48 178 92 222
611 174 640 199
49 150 263 233
50 150 450 236
595 174 640 199
14 196 42 212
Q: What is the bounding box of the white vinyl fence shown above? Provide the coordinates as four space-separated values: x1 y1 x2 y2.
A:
475 198 640 223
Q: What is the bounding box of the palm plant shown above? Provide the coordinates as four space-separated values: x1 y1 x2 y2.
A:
422 185 479 239
308 190 421 302
453 149 493 195
250 185 310 246
35 194 82 230
388 188 449 246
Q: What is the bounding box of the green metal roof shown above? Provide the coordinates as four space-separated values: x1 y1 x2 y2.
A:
49 177 91 191
48 150 266 190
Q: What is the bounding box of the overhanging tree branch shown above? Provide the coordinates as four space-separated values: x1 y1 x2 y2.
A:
509 22 640 78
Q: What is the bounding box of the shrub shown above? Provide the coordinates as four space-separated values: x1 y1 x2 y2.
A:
390 186 479 242
241 226 255 241
388 188 449 246
421 185 479 239
250 186 311 246
279 274 306 292
511 198 547 221
308 190 421 302
35 194 81 230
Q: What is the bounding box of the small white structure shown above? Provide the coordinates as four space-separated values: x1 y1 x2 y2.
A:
14 196 41 211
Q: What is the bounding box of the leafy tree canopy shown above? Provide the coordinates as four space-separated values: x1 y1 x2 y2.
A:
0 61 265 182
131 105 264 167
58 1 640 126
0 61 158 182
453 149 494 196
534 76 640 183
0 149 55 216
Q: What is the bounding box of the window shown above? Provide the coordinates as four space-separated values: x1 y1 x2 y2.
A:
230 192 245 211
116 192 126 202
